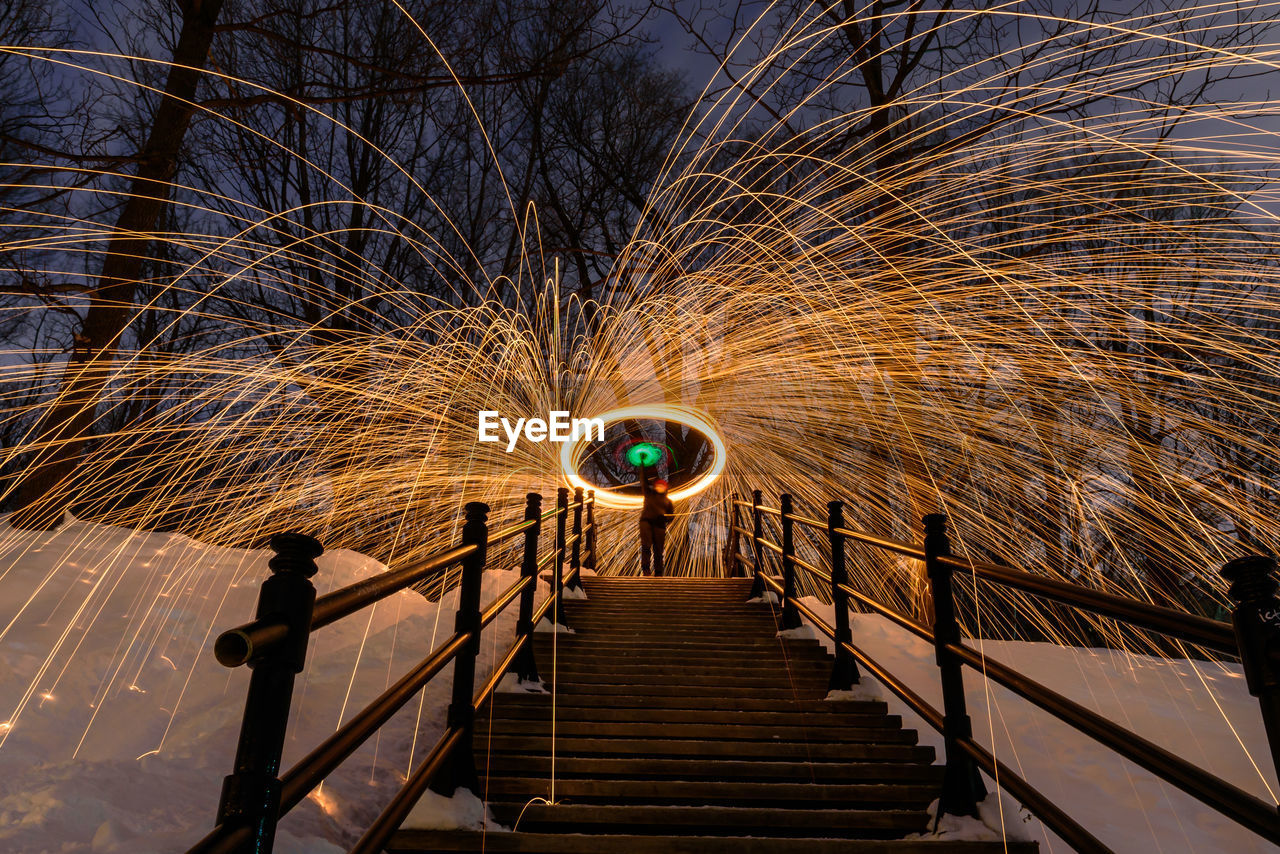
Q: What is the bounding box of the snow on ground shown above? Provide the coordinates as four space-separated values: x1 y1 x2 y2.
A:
0 515 549 854
402 787 506 831
1 518 1273 854
797 596 1280 853
905 794 1021 842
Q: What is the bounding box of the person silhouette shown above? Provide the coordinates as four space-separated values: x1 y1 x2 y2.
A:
638 463 675 576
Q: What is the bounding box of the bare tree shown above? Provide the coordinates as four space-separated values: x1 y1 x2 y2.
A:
7 0 228 529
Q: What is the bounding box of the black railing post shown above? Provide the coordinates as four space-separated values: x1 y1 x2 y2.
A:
924 513 986 822
827 501 861 691
779 493 802 629
215 533 323 854
728 493 742 578
1221 554 1280 786
430 502 489 796
567 486 585 593
748 489 765 599
511 492 542 684
554 487 570 625
584 490 598 572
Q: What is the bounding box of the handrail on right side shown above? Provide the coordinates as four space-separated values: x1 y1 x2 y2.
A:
731 490 1280 852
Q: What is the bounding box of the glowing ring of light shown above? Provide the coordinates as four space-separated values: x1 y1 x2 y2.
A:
561 405 726 509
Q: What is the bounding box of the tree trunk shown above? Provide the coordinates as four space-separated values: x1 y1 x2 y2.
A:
9 0 226 529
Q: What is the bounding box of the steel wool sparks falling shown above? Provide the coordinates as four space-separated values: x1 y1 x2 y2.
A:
0 2 1279 841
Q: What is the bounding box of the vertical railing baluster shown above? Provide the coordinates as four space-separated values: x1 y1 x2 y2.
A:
584 490 597 572
567 486 585 593
779 493 802 629
924 512 986 822
728 492 742 578
827 500 860 691
215 533 323 854
554 487 569 626
511 492 541 684
430 502 489 796
748 489 765 599
1221 554 1280 786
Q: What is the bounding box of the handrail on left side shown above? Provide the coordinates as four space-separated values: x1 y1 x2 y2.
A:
186 489 598 854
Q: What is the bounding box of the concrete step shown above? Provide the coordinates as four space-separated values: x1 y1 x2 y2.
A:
388 831 1037 854
532 644 830 659
487 803 930 837
477 777 937 808
565 605 765 612
483 705 896 727
482 735 929 760
581 580 754 589
487 692 861 712
531 640 824 657
474 720 916 743
536 661 833 676
551 617 777 629
481 755 943 783
552 631 781 642
396 574 1034 854
541 682 829 700
529 656 834 673
572 596 758 604
536 672 831 690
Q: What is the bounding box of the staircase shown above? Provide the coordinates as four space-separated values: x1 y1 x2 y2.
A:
388 576 1037 853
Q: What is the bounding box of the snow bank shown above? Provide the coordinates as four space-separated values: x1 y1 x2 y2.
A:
0 516 547 853
3 521 1272 854
794 595 1280 853
906 794 1033 842
401 787 506 831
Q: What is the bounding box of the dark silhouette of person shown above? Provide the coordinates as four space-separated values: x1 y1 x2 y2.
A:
638 463 674 576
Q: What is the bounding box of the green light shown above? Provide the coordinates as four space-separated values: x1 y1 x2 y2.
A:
626 443 663 467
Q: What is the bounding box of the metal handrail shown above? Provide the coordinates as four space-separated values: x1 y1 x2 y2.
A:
838 582 933 643
215 499 593 669
738 491 1280 852
944 639 1280 843
941 554 1237 654
189 490 598 854
473 632 534 707
490 516 537 544
735 499 923 559
757 573 1113 854
480 575 532 628
348 727 466 854
833 525 925 559
279 631 471 813
214 543 476 667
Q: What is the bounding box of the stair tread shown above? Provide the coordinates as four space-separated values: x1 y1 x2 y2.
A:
481 777 938 803
397 576 1033 854
482 755 944 780
489 802 930 833
475 721 914 741
389 830 1038 854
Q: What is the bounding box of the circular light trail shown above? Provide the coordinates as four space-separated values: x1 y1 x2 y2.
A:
625 442 664 467
561 405 726 509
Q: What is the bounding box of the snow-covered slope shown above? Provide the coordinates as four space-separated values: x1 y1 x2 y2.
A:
0 516 547 853
1 516 1273 854
798 596 1280 853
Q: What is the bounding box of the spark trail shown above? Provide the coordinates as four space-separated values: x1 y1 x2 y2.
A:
0 1 1279 843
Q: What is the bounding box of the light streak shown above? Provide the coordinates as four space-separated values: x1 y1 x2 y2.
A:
561 405 727 509
0 3 1276 845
